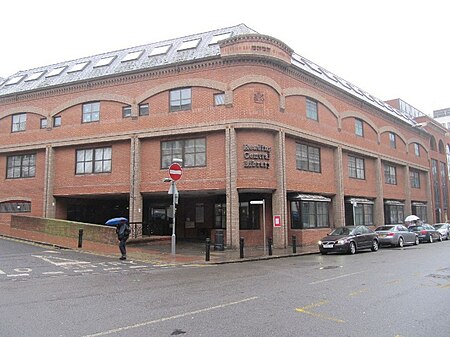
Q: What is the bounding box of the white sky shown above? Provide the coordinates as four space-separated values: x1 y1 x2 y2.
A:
1 0 448 115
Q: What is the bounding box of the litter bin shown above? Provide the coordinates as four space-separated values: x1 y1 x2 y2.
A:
214 229 224 251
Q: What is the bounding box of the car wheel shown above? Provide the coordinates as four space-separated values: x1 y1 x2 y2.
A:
348 242 356 255
398 237 404 248
371 240 379 252
438 234 443 242
414 236 419 245
320 251 328 255
429 235 433 243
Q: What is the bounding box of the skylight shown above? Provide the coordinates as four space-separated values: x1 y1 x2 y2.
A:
209 32 231 45
94 56 116 68
122 50 143 62
46 66 67 77
149 44 171 56
5 75 25 85
178 38 201 51
25 71 46 81
68 61 90 73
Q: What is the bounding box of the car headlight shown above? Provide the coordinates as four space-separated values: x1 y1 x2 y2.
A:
318 240 322 245
337 239 346 245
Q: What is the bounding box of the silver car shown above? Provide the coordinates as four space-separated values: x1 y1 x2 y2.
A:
375 225 419 247
432 223 450 240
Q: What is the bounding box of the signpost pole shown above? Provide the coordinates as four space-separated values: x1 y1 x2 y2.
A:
171 180 176 255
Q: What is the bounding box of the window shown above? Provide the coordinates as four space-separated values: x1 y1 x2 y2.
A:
412 204 427 222
291 200 329 229
384 164 397 185
214 93 225 106
348 155 365 179
53 116 61 127
355 119 364 137
239 202 260 230
0 201 31 213
410 170 420 188
354 204 373 226
306 98 318 121
170 88 191 112
139 103 149 116
82 102 100 123
384 203 404 225
76 147 112 174
122 105 131 118
441 162 448 208
161 138 206 168
214 203 226 229
389 132 396 149
40 118 48 129
414 143 420 157
296 143 320 172
7 154 36 179
12 113 26 132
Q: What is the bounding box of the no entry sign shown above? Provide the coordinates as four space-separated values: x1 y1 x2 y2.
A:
169 163 183 181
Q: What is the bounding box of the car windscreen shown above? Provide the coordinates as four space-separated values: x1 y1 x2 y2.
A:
433 224 443 229
330 227 352 235
409 226 422 231
375 226 394 231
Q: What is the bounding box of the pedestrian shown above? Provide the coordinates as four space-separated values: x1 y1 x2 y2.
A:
116 219 131 260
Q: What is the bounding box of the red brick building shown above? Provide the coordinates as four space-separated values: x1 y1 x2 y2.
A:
1 24 448 248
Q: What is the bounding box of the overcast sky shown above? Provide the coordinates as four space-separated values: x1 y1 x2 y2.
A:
1 0 448 115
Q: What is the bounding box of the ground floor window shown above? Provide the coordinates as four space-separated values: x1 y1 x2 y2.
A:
345 200 373 226
384 203 404 224
0 200 31 213
239 202 260 230
291 200 329 229
214 203 226 229
412 204 427 222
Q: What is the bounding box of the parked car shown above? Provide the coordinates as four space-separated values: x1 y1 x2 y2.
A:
432 223 450 240
408 224 442 243
318 225 379 255
375 225 419 247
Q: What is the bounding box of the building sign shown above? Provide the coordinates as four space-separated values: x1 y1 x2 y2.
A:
243 144 271 169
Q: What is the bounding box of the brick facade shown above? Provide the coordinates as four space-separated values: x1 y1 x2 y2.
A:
1 26 449 248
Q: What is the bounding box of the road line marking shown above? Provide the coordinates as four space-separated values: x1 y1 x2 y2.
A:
82 296 259 337
0 269 6 275
296 301 345 323
7 274 29 277
74 269 93 273
441 283 450 289
309 271 365 285
42 271 65 275
103 267 122 271
349 288 368 297
129 266 148 269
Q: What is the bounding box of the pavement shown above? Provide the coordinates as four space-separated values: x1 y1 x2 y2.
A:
0 222 319 265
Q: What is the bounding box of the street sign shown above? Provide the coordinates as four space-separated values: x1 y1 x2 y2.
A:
169 163 183 181
273 215 281 227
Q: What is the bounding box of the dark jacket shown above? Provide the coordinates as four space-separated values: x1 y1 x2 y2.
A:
116 221 130 240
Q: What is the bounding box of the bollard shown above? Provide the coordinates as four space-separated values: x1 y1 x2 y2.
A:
240 237 244 259
78 228 83 248
292 235 297 254
268 237 273 256
205 238 211 262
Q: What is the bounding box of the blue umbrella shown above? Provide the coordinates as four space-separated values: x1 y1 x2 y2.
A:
105 217 128 226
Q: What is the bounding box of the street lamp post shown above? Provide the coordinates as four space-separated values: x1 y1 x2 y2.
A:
250 200 266 254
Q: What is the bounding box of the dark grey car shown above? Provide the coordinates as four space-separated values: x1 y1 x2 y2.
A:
375 225 419 247
318 225 379 255
408 224 442 243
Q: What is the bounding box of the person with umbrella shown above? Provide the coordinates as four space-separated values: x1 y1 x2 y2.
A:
106 217 131 260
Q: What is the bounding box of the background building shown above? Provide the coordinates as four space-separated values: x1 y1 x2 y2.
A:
1 24 449 248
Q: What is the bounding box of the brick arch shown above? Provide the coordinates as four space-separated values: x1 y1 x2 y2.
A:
0 197 31 203
0 106 47 120
136 78 227 104
50 93 134 117
230 75 282 110
283 87 339 120
438 139 445 154
341 111 379 142
379 126 408 148
407 138 429 156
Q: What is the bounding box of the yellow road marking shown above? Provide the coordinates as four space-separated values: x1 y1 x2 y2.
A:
349 288 368 296
385 279 401 285
295 301 345 324
441 283 450 289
